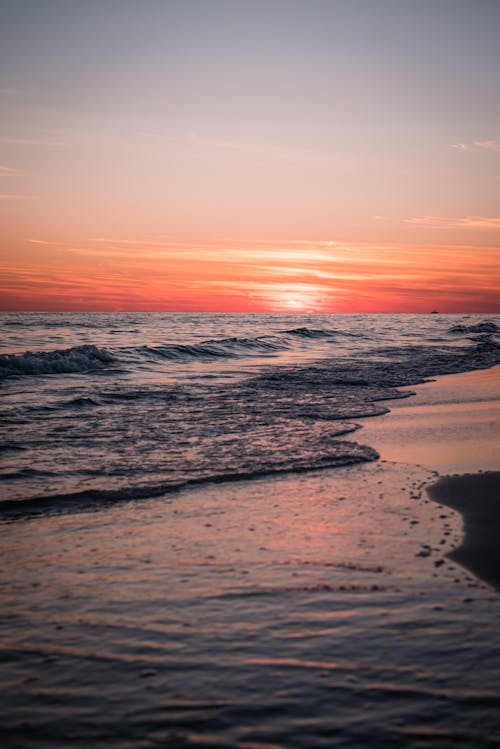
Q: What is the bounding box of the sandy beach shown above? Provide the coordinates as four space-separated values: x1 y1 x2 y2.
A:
358 364 500 475
1 365 499 747
359 364 500 589
2 0 500 744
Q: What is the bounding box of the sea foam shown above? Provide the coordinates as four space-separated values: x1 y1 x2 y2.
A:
0 344 115 378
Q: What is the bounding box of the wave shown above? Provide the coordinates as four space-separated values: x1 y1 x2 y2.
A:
280 326 364 340
3 324 498 384
0 443 27 453
66 396 103 407
448 321 500 335
280 327 336 338
0 447 378 520
0 325 365 379
0 345 115 379
0 336 290 379
144 336 287 361
2 329 499 520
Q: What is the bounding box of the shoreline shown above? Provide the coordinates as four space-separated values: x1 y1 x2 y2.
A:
1 365 498 593
359 364 500 475
359 364 500 588
1 367 499 745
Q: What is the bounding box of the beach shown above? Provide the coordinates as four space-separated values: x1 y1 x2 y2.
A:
1 362 499 747
358 365 500 475
359 364 500 589
2 0 500 744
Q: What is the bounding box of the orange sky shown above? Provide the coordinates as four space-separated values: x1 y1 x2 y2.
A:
2 232 499 313
1 1 499 312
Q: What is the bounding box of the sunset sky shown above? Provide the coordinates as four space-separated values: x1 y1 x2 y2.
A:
1 0 499 312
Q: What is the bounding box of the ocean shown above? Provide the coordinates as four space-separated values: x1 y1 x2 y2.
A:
1 313 500 748
1 312 499 516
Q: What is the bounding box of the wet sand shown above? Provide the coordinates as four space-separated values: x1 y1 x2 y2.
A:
359 364 500 475
1 367 499 747
428 472 500 590
360 364 500 589
1 460 497 748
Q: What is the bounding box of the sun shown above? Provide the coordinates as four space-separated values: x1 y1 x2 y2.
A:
284 294 313 311
261 284 326 312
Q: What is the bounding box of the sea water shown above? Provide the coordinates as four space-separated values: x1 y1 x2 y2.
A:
1 312 499 516
1 313 500 748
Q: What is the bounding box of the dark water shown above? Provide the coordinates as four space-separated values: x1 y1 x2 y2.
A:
1 314 500 748
1 465 500 749
1 313 499 517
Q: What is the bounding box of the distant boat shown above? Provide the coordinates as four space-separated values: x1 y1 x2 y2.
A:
430 310 439 314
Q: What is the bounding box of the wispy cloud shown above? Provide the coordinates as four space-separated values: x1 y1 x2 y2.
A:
0 125 98 149
474 140 500 152
87 237 196 248
450 140 500 154
0 135 74 148
0 165 21 176
26 238 63 245
404 215 500 230
3 235 500 312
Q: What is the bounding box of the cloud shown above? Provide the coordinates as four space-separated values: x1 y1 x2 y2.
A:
26 238 63 245
0 165 21 176
0 135 73 147
3 234 500 312
474 140 500 152
87 237 196 248
0 126 92 149
450 140 500 154
404 215 500 230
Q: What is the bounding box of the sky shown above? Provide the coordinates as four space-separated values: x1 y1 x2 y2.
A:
1 0 499 312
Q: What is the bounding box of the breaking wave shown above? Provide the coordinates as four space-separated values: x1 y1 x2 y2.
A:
1 312 500 520
0 345 115 378
0 445 378 520
3 318 499 381
144 336 286 361
448 321 500 335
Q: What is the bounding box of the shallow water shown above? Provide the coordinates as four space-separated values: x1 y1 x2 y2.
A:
1 314 500 747
359 365 500 474
1 313 499 516
1 464 499 749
